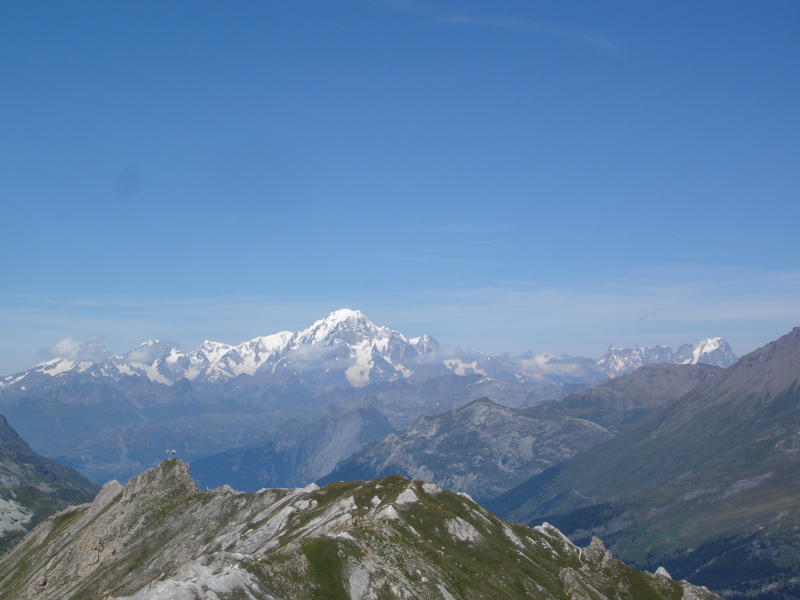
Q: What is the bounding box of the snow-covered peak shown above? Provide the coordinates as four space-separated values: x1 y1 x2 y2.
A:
4 310 521 390
123 340 181 366
410 335 439 355
295 309 384 346
328 308 364 322
39 358 88 376
240 332 294 355
685 338 721 363
194 340 234 362
598 337 737 377
679 337 737 368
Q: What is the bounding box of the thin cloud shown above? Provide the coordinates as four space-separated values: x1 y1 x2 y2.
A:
42 334 110 362
444 15 618 54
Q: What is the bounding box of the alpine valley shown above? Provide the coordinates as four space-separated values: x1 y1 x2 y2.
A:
0 309 736 485
8 309 794 599
0 414 99 554
488 328 800 599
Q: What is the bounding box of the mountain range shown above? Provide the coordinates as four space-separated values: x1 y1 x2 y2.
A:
596 338 737 378
1 309 737 390
489 327 800 598
316 398 613 503
521 363 723 433
0 310 793 598
0 459 719 600
315 363 723 503
0 310 737 485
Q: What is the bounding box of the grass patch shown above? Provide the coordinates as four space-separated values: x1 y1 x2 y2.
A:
301 538 347 600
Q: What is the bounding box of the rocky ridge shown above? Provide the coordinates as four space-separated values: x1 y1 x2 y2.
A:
490 327 800 597
0 460 718 600
521 363 723 433
318 398 613 503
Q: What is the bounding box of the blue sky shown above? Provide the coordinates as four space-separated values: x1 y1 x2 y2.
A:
1 1 799 373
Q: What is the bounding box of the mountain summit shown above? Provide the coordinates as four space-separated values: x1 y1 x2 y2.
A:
2 310 442 389
2 310 737 390
596 337 737 377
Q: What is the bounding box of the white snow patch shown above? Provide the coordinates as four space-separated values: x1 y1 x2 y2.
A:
39 358 80 376
345 341 374 386
0 373 27 388
437 583 458 600
684 337 722 364
130 362 172 385
723 473 773 497
442 359 486 376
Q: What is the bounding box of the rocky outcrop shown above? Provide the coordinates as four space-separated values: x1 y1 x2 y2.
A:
319 398 612 502
0 460 719 600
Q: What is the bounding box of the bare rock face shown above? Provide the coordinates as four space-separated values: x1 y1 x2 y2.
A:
0 460 719 600
320 398 614 502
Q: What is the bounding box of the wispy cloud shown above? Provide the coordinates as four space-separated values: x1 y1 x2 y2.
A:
444 15 618 54
43 334 110 362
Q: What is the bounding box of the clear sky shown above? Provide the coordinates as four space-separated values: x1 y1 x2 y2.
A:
1 1 799 374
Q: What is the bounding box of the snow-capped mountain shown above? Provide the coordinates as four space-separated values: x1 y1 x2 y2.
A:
1 310 475 389
0 309 738 390
596 337 738 378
